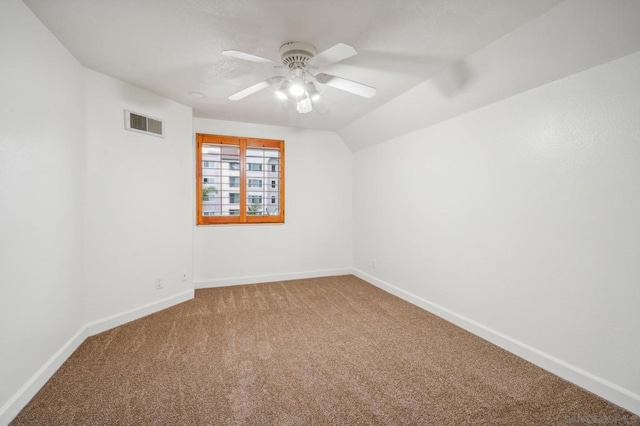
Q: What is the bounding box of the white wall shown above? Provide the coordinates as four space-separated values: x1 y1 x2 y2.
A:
0 0 85 419
84 70 194 324
353 50 640 412
193 118 352 287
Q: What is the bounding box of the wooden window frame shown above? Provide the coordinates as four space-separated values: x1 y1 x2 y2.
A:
196 133 285 225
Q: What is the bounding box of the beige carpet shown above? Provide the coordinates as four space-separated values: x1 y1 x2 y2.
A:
12 275 640 425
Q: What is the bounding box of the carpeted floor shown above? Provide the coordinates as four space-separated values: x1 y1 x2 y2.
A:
12 275 640 425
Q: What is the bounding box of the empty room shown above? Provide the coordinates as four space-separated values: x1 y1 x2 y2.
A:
1 0 639 424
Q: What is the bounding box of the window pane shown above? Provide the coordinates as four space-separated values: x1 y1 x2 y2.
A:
244 147 281 217
201 143 240 216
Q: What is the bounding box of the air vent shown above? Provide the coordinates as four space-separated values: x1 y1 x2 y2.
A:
124 110 164 137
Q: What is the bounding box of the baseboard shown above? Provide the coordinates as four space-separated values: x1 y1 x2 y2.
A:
352 269 640 416
195 268 353 289
0 289 194 425
86 289 194 336
0 326 89 426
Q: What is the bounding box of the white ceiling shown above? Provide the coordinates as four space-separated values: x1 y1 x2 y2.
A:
23 0 564 131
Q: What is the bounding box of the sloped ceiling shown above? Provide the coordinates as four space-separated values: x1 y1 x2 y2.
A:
23 0 563 132
340 0 640 150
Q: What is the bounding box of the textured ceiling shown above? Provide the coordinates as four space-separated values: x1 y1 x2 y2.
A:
23 0 564 131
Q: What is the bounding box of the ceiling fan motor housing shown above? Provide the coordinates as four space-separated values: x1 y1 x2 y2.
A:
279 42 317 69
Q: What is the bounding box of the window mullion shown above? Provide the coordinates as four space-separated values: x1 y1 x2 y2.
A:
239 138 247 222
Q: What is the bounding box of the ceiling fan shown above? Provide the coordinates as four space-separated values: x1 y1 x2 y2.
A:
222 42 377 114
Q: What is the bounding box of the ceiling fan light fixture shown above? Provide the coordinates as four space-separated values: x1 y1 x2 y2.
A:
275 80 291 101
296 96 313 114
306 82 320 102
289 83 304 97
288 68 307 97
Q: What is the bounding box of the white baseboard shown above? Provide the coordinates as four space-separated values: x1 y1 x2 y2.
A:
352 269 640 417
0 289 194 425
194 268 353 289
0 326 88 426
85 289 194 336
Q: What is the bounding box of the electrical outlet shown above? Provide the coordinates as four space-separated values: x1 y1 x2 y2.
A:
181 272 188 282
155 277 164 290
372 259 377 269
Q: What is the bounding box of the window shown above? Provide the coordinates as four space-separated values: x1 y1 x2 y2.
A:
196 133 284 225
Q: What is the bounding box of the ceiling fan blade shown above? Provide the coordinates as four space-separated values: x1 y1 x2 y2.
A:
221 50 277 64
228 76 283 101
315 73 377 98
309 43 358 69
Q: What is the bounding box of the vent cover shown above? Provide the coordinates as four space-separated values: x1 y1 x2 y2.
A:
124 110 164 137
